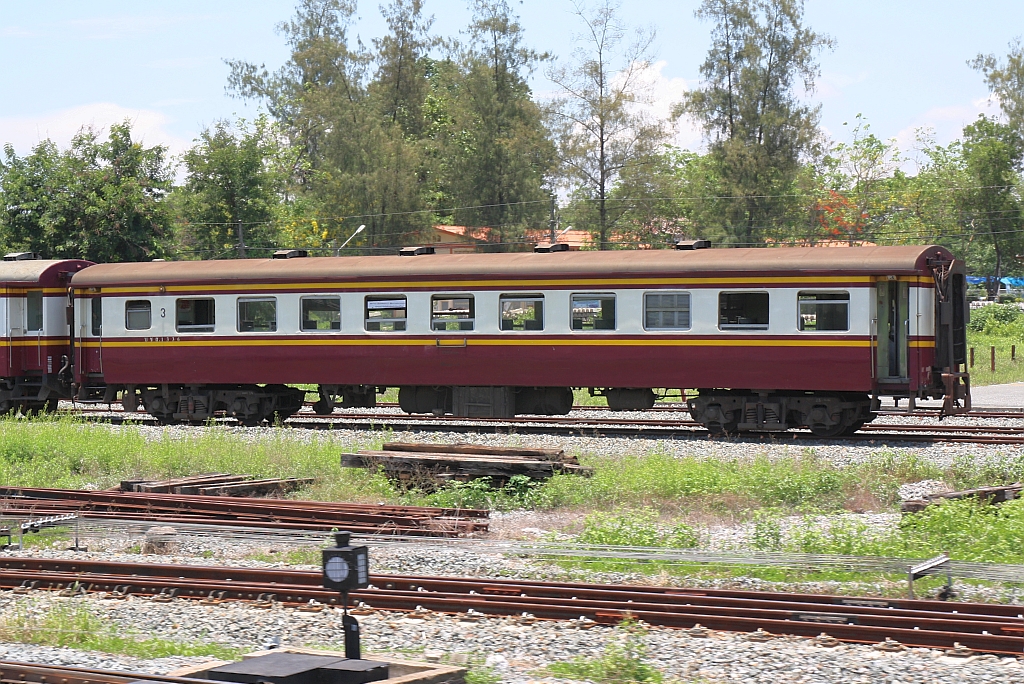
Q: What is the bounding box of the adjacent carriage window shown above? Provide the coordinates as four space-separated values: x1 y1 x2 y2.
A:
719 292 769 330
431 295 474 331
798 291 850 332
176 298 216 333
301 297 341 331
571 294 616 331
237 297 277 332
365 296 407 332
26 291 43 332
91 297 102 336
644 292 691 330
500 294 544 331
125 300 152 331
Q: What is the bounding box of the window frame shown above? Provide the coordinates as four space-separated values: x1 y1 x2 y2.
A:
91 297 102 337
430 294 475 332
797 290 851 333
364 295 408 332
499 293 545 332
642 290 692 332
570 292 617 332
236 296 278 333
175 297 216 334
718 290 770 331
300 295 342 332
125 300 152 331
26 290 43 332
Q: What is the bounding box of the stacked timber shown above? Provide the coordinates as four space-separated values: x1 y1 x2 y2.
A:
119 474 314 497
901 482 1023 513
341 441 593 485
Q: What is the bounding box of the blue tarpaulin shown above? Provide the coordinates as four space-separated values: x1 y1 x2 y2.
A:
966 276 1024 287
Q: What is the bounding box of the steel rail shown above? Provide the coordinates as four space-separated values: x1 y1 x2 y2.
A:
1 557 1022 655
0 660 209 684
0 488 488 537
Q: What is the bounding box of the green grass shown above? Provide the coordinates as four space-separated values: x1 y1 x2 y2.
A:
0 600 239 659
966 302 1024 385
787 496 1024 563
0 414 394 502
544 621 664 684
2 417 1023 518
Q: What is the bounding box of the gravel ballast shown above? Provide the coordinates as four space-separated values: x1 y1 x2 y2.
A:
0 591 1020 684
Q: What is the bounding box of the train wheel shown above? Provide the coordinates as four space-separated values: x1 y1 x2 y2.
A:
705 420 739 436
0 400 12 416
840 421 866 436
809 422 846 438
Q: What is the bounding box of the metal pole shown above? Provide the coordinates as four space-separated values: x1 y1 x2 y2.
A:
236 220 246 259
991 346 996 372
970 347 975 368
549 196 556 244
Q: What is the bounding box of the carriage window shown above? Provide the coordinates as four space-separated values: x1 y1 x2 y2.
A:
644 292 691 330
26 291 43 331
719 292 769 330
237 297 277 332
431 295 474 331
125 300 152 331
571 294 616 331
302 297 341 331
365 296 406 332
799 291 849 331
91 297 102 336
176 298 215 333
500 295 544 331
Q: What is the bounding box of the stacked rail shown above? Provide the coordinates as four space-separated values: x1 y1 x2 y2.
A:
0 488 488 537
1 557 1022 655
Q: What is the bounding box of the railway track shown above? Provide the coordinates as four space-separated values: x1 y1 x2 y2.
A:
0 488 488 537
1 556 1022 655
63 409 1024 445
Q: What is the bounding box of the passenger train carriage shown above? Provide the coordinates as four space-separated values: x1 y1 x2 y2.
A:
0 255 92 412
60 243 970 435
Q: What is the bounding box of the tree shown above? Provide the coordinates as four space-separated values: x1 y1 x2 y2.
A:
227 0 431 249
971 39 1024 139
677 0 832 245
441 0 554 245
371 0 436 137
958 115 1024 295
547 0 666 249
175 116 288 259
0 121 171 262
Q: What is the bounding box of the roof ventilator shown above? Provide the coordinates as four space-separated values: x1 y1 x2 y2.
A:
675 239 711 250
272 249 309 259
399 246 436 256
534 242 570 253
3 252 40 261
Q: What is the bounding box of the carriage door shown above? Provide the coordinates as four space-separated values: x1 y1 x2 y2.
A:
876 279 909 382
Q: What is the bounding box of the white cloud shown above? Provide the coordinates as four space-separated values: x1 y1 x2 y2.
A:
626 60 704 151
0 102 192 158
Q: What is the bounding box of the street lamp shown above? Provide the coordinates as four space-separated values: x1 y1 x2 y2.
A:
322 531 370 658
336 225 366 255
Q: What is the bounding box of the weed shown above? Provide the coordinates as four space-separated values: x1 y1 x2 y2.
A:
787 497 1024 563
576 508 698 548
545 620 663 684
0 600 238 659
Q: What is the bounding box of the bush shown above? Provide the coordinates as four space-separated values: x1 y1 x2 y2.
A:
967 302 1024 336
576 508 699 548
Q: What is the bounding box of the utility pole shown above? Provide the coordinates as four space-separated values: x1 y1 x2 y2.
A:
548 196 557 243
236 220 246 259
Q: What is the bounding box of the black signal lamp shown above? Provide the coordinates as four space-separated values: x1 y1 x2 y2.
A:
322 531 370 593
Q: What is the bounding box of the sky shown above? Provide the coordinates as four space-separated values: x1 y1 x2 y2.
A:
0 0 1021 167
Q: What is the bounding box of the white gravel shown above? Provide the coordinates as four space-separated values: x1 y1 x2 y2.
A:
0 591 1021 684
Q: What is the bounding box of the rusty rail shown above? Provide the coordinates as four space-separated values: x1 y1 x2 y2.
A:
0 488 487 537
1 557 1022 655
